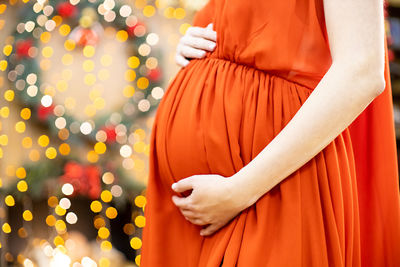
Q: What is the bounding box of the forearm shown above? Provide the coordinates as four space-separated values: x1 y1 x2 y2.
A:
231 61 385 208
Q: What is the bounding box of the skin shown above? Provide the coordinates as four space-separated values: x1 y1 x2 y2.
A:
172 0 386 236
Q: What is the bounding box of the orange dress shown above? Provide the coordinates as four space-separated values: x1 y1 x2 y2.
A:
141 0 400 266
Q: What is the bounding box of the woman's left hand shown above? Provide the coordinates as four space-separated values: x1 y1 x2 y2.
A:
171 174 249 236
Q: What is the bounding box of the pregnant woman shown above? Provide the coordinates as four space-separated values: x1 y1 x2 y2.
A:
141 0 400 266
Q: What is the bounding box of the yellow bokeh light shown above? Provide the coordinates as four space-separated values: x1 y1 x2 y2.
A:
123 85 135 98
22 137 32 148
55 205 66 216
174 8 186 19
16 167 26 179
135 195 147 208
116 30 128 42
59 143 70 155
59 24 71 36
20 108 31 120
90 200 102 213
15 121 26 133
56 80 68 92
179 23 192 35
2 223 11 234
164 7 175 19
135 215 146 228
55 220 66 232
4 90 14 101
135 255 141 266
98 227 110 239
46 215 57 226
137 77 149 89
83 45 95 57
0 107 9 118
38 135 50 147
0 60 7 71
40 32 51 43
0 4 6 15
105 207 117 219
83 60 95 72
48 196 59 207
84 104 97 117
94 142 106 154
62 53 73 65
101 190 112 203
64 39 76 51
94 97 105 109
84 73 96 85
29 150 40 162
101 240 112 251
3 44 12 56
99 257 110 267
130 237 142 250
54 236 64 246
127 56 140 68
143 5 155 17
42 46 54 58
17 180 28 192
46 147 57 159
52 15 63 26
22 210 33 221
87 150 99 163
5 195 15 207
124 69 136 82
134 141 146 153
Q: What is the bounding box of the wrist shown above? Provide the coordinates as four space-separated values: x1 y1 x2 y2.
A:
229 168 264 210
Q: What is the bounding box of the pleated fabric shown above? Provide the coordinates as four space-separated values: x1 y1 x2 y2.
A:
141 0 400 266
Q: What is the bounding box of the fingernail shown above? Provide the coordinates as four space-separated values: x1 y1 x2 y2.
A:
199 50 206 57
200 232 204 236
171 183 177 190
209 43 216 50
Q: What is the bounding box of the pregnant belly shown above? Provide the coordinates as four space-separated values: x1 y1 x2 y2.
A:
151 57 312 187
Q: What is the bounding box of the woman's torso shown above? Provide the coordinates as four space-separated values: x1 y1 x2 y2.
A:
192 0 332 89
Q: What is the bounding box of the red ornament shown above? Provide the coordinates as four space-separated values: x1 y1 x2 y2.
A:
56 2 78 18
101 125 117 144
60 161 102 200
148 67 162 82
15 39 33 59
37 104 54 121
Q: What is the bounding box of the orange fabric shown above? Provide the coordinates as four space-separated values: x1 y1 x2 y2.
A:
141 0 400 266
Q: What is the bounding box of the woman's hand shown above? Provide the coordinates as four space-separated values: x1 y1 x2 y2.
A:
175 23 217 67
171 173 249 236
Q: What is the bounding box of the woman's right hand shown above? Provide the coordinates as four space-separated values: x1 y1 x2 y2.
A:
175 23 217 67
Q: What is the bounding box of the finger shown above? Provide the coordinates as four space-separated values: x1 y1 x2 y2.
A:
172 176 195 193
180 209 197 218
186 26 217 42
181 35 216 51
200 223 222 236
179 45 207 59
171 195 191 209
187 217 208 226
175 54 190 67
206 23 213 30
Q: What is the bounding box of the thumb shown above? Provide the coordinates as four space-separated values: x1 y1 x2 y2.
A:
172 177 194 193
206 23 213 30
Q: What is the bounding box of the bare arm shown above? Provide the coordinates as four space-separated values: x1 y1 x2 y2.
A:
232 0 386 207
